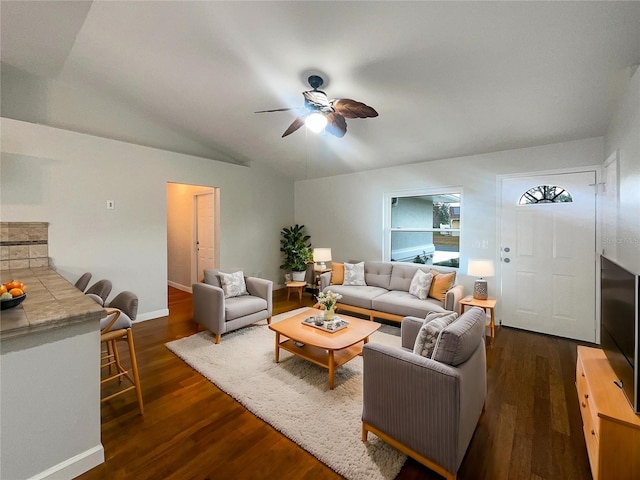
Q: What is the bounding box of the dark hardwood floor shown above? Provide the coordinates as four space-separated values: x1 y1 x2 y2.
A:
77 287 593 480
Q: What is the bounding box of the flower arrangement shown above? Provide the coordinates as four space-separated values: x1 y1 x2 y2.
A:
317 290 342 311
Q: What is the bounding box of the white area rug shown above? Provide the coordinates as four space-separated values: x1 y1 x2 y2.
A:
166 308 407 480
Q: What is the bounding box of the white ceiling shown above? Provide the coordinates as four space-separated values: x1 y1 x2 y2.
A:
1 1 639 180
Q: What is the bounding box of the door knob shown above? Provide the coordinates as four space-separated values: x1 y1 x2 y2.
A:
503 258 511 263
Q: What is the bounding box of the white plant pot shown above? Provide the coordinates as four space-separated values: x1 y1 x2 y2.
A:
291 271 306 282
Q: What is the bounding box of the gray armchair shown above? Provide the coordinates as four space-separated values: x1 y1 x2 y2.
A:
361 307 487 480
192 269 273 344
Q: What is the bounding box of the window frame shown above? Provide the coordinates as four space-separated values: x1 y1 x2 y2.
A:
383 187 463 268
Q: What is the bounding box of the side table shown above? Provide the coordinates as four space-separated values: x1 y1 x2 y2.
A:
286 281 307 303
459 296 497 341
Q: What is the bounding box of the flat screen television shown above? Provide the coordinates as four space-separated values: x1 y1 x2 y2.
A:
600 255 640 413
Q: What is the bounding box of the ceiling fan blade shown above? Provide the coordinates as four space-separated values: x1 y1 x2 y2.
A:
325 113 347 138
330 98 378 118
282 117 306 137
255 107 302 113
303 90 331 109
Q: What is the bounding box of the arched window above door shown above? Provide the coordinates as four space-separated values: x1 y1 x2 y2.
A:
518 185 573 205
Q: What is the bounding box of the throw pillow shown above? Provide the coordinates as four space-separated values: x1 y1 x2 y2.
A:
428 270 456 302
218 271 248 298
330 263 345 285
425 311 458 324
412 313 457 358
408 270 433 300
343 262 366 286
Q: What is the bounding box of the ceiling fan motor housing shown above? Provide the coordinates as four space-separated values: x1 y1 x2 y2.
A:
308 75 324 90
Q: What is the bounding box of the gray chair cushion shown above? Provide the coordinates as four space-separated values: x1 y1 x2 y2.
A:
100 308 132 331
107 291 138 321
86 279 112 304
203 269 223 288
364 262 393 289
225 295 268 321
432 307 485 366
74 272 92 292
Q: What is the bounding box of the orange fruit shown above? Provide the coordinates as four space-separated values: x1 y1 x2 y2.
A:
9 288 24 297
0 285 6 295
5 281 23 290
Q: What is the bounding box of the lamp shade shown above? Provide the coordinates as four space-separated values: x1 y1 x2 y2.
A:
468 259 495 278
313 248 332 263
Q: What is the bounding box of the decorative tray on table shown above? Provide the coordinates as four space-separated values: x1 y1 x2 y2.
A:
302 316 349 333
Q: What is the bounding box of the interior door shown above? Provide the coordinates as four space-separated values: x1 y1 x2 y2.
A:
196 192 215 282
500 171 597 342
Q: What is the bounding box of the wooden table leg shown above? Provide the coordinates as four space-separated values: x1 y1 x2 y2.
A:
287 288 291 302
297 286 303 302
328 350 335 390
489 307 495 340
274 332 280 363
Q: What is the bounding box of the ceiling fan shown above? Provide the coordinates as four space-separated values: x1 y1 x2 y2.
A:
255 75 378 138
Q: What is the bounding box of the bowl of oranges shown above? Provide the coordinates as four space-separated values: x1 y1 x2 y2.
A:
0 280 27 310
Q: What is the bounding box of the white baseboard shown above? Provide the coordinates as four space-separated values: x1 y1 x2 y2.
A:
136 308 169 322
29 444 104 480
168 281 192 293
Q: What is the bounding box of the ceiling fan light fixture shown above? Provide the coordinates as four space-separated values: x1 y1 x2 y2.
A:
305 112 327 133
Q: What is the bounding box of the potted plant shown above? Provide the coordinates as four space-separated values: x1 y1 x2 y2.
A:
280 224 313 282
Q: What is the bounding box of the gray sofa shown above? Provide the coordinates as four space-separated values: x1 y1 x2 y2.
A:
319 261 464 322
362 307 487 480
192 269 273 343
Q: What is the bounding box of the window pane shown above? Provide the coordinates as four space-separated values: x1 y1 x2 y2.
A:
432 232 460 268
391 231 434 263
391 194 461 229
518 185 573 204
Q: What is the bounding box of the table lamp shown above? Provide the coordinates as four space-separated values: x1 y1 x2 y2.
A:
313 248 332 271
468 259 494 300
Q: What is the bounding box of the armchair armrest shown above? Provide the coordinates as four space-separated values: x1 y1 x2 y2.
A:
246 277 273 315
401 316 424 350
445 284 464 313
192 282 225 335
319 271 331 291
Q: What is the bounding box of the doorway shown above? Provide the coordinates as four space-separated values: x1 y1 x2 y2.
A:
499 170 597 342
167 182 220 292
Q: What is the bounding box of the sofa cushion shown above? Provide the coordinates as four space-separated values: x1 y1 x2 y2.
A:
409 270 433 300
225 295 268 321
343 262 366 286
323 285 387 309
219 271 248 298
330 263 344 285
429 270 456 302
389 264 433 292
203 269 223 288
413 312 458 357
432 307 485 366
372 290 447 318
364 262 393 289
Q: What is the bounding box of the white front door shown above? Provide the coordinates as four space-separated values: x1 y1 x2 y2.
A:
196 192 215 282
500 171 597 342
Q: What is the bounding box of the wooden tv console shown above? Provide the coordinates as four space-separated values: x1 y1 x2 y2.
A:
576 346 640 480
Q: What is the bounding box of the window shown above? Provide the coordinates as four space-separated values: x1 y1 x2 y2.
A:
385 191 461 268
518 185 573 204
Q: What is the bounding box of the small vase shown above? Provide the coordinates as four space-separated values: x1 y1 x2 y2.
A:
324 307 335 321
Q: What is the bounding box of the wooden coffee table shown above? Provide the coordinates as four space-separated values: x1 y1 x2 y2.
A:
268 307 380 389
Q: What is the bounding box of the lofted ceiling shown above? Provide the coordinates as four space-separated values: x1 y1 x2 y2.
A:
1 1 639 180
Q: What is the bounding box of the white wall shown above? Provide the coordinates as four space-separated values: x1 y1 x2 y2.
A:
295 137 604 299
604 67 640 274
1 322 103 480
0 118 294 319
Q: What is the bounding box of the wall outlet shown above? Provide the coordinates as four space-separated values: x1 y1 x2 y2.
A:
106 200 115 209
